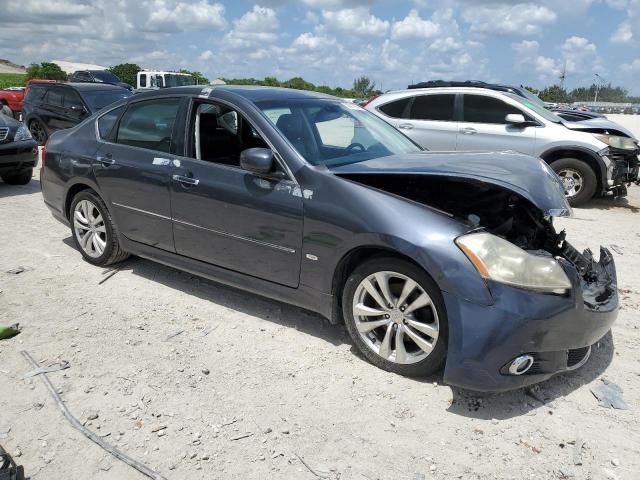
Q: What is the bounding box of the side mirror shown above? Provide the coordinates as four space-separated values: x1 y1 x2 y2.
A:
240 148 274 175
505 113 527 125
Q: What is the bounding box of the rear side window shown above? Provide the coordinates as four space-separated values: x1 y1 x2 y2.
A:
463 95 523 124
116 99 180 153
378 97 411 119
409 94 455 121
64 90 84 109
97 106 125 140
139 74 147 88
25 85 47 103
46 88 64 107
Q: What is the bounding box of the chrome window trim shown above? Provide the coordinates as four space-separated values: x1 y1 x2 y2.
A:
111 202 171 220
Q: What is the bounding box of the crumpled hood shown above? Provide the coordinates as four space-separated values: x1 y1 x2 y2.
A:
562 117 637 140
330 151 572 217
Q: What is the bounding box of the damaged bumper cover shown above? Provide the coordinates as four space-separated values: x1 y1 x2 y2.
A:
602 148 640 194
442 246 617 392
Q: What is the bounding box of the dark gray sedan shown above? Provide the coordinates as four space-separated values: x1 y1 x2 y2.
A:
40 86 618 391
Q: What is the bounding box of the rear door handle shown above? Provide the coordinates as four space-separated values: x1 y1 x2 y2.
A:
97 155 115 166
459 127 477 135
398 123 414 130
172 174 200 186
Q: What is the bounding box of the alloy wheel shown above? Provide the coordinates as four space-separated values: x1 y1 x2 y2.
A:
557 168 584 198
352 271 439 365
73 200 107 258
29 121 46 145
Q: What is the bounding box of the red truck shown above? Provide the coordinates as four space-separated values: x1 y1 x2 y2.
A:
0 87 25 119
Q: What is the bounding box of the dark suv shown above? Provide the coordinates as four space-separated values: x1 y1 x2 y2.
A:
69 70 132 91
23 82 131 145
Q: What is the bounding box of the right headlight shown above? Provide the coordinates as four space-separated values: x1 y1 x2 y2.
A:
14 125 32 141
594 134 638 151
456 232 571 294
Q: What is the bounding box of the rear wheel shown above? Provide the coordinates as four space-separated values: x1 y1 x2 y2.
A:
29 119 48 146
1 169 32 185
70 190 129 266
551 158 597 207
0 104 12 117
342 257 448 377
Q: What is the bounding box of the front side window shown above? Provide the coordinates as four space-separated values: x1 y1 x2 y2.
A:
463 95 523 124
139 74 147 88
409 94 455 121
46 88 64 107
116 99 180 153
97 106 125 140
258 99 421 166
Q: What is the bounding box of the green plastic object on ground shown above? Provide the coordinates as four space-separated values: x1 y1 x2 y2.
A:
0 324 20 340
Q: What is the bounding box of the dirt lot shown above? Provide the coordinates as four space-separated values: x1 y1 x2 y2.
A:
1 122 639 480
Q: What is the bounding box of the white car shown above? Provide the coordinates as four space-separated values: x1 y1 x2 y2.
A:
366 86 640 206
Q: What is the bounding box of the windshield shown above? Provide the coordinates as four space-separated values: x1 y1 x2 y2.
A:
506 92 563 123
81 90 132 112
257 99 422 166
164 74 195 87
91 71 121 83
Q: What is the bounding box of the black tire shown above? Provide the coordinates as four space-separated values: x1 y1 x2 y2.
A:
551 158 597 207
342 256 448 377
29 119 48 146
1 169 33 185
70 190 129 266
0 104 12 117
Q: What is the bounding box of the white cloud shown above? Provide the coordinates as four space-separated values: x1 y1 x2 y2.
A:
463 3 557 36
146 1 227 32
321 8 389 37
199 50 214 61
224 5 280 49
391 9 440 40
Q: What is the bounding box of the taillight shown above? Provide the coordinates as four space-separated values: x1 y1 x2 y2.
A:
41 143 47 168
361 95 379 108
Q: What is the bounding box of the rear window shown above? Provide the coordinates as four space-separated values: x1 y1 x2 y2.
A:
409 94 455 121
377 97 411 119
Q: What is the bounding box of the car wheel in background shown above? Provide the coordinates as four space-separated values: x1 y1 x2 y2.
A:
1 169 32 185
70 190 129 266
0 104 12 117
552 158 597 207
28 119 48 146
342 256 448 377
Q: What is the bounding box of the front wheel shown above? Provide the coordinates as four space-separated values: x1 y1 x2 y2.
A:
342 257 448 377
551 158 597 207
2 169 32 185
70 190 129 266
29 119 48 146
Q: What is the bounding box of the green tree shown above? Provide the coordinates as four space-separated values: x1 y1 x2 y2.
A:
26 62 67 81
352 76 375 98
108 63 141 88
283 77 314 90
179 69 209 85
538 84 567 103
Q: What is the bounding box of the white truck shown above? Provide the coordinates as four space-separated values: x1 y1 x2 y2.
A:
136 71 196 91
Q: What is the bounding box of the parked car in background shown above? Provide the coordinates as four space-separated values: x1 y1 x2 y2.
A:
23 82 132 145
69 69 133 91
0 112 38 185
0 87 25 120
366 86 640 206
40 85 618 391
136 71 195 91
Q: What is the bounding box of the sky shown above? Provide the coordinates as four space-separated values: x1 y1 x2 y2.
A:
1 0 639 94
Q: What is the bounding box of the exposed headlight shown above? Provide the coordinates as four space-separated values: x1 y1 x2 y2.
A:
14 125 32 141
455 232 572 294
594 134 638 151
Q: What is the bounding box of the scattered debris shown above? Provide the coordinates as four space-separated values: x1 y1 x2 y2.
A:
609 244 624 255
21 350 167 480
590 379 629 410
519 439 542 454
6 266 32 275
164 331 184 342
230 432 253 441
573 438 585 466
98 269 120 285
22 360 70 378
0 426 10 440
295 453 330 479
524 387 545 404
201 368 210 375
0 324 21 340
151 425 167 433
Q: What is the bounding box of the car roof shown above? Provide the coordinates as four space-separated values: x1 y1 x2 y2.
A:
30 82 127 92
408 80 524 93
133 85 337 102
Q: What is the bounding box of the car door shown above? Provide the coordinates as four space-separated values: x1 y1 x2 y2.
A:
169 99 303 288
377 94 458 150
61 88 89 128
457 94 537 155
92 97 182 252
42 87 68 131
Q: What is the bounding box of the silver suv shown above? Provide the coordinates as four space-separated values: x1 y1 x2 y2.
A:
366 87 640 206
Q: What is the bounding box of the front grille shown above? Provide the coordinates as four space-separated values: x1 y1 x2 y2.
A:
567 347 590 368
0 127 8 142
609 148 640 182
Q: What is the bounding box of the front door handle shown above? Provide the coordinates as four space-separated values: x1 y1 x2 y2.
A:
459 127 477 135
172 174 200 186
398 123 414 130
97 155 115 166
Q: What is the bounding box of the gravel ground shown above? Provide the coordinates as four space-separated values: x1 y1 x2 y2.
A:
0 119 639 480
